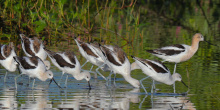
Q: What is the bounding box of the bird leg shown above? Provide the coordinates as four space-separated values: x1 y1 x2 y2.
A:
106 71 113 87
4 70 8 83
32 78 35 89
139 95 148 109
58 71 65 85
89 65 96 78
140 76 150 94
151 80 156 93
173 83 176 93
173 63 177 74
95 64 107 80
65 75 68 88
173 63 177 93
14 74 23 89
113 73 117 87
81 60 89 68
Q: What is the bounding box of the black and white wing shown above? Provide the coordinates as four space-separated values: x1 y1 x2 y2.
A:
147 44 186 56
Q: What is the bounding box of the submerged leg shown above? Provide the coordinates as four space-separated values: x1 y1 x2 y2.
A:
81 60 89 68
113 73 117 87
140 76 150 94
139 95 148 109
173 63 177 93
173 63 177 74
58 71 65 85
90 65 94 71
95 64 107 80
106 71 113 87
151 80 155 93
4 71 8 83
89 65 96 78
14 74 23 89
32 78 35 89
65 75 69 88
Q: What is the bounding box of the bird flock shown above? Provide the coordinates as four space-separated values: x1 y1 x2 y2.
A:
0 33 212 94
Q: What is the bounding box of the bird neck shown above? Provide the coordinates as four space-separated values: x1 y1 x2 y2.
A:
166 75 176 85
73 71 85 80
130 62 140 71
191 39 200 52
38 72 48 81
122 74 140 88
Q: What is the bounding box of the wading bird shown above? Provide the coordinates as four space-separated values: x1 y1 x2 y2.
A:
19 34 50 69
13 56 61 89
100 45 140 88
44 48 91 89
131 56 188 94
0 42 17 82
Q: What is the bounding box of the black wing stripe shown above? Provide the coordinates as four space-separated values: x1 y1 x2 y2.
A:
24 38 35 56
19 57 36 69
135 57 167 73
53 54 75 68
147 44 185 56
145 60 168 73
81 43 98 58
102 46 121 66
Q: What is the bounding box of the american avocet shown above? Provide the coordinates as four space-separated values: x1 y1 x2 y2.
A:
131 56 188 94
146 33 216 74
100 45 140 88
44 48 91 89
19 34 50 69
0 42 17 82
13 56 61 89
74 38 109 79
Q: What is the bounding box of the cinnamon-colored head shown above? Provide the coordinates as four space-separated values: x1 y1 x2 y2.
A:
192 33 204 43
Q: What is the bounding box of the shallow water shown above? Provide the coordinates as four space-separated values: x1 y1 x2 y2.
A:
0 63 199 110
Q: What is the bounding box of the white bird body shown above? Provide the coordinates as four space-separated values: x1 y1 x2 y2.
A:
74 39 106 68
132 56 182 85
44 49 91 87
146 33 204 64
13 55 61 89
14 56 52 81
0 43 17 72
100 45 140 88
20 34 50 69
29 39 47 60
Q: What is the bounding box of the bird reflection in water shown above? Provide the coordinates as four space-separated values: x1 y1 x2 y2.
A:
0 87 17 109
57 88 140 110
19 85 52 109
139 94 195 110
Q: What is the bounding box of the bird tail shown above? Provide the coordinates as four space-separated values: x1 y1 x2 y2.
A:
8 42 14 50
146 50 155 54
43 48 56 57
13 56 22 74
19 34 27 40
13 56 21 65
131 55 146 64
